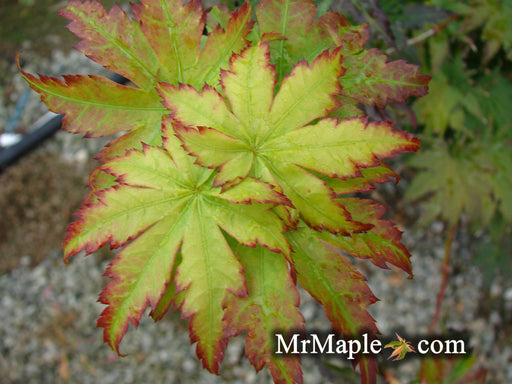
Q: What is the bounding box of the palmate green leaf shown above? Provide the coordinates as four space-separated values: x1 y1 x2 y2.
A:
405 142 496 229
64 122 290 373
223 245 304 384
407 140 512 232
21 0 253 162
413 57 482 137
160 43 419 235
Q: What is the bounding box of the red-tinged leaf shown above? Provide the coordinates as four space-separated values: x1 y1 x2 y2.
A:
318 198 412 275
265 118 419 178
269 162 369 235
80 168 118 206
223 245 304 384
176 207 246 373
255 0 370 78
267 48 343 139
287 226 379 383
159 84 243 138
190 2 254 87
64 124 290 369
340 49 431 109
22 1 254 161
19 57 165 161
256 0 316 40
325 163 398 195
18 62 164 138
64 183 184 258
359 357 377 384
318 12 370 56
96 120 164 162
62 0 253 89
96 214 185 355
331 95 366 120
18 1 429 383
61 0 159 88
222 43 275 130
131 0 204 84
88 167 118 192
256 0 317 78
149 257 179 321
162 44 376 235
218 177 292 206
288 226 379 339
173 124 254 188
206 4 231 31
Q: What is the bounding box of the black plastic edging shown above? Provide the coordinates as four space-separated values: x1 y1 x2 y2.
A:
0 73 128 173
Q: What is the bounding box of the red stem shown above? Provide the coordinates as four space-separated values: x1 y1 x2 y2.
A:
428 223 458 334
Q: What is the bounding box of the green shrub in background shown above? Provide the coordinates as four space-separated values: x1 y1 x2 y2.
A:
403 0 512 278
309 0 511 276
383 1 510 380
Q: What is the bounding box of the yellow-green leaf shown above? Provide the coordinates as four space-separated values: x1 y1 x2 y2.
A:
161 43 419 234
64 123 289 372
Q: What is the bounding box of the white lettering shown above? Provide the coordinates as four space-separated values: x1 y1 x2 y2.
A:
362 333 369 353
311 334 334 354
301 338 311 353
275 334 299 354
444 339 466 354
418 340 429 354
430 340 443 354
347 340 361 360
370 339 382 354
336 339 347 354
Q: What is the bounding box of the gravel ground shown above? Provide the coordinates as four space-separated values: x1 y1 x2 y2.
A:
1 34 511 384
1 215 511 383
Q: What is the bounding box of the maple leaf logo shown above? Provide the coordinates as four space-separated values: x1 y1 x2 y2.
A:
385 333 416 361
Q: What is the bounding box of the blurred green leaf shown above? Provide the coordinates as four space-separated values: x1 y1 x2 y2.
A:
405 141 496 230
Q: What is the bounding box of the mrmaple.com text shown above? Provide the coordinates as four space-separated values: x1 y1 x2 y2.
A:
274 333 467 359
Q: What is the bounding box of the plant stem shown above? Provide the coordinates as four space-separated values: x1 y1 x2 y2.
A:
385 14 460 55
428 223 458 334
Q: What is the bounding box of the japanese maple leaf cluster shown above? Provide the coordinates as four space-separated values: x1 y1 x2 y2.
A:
19 0 429 383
